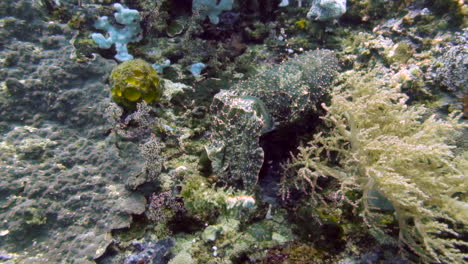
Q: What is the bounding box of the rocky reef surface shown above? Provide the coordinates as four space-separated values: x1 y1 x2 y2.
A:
0 1 146 263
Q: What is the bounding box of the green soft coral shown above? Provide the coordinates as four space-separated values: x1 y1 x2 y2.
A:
281 69 468 263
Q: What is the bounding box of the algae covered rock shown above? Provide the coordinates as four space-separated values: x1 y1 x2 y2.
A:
0 124 147 264
435 44 467 94
168 209 295 263
0 3 147 262
109 59 164 109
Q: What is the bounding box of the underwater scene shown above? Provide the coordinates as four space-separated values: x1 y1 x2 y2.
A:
0 0 467 263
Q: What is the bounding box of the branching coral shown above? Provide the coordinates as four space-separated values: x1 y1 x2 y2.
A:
280 69 468 263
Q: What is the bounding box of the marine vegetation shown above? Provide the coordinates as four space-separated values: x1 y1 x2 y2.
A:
281 69 468 263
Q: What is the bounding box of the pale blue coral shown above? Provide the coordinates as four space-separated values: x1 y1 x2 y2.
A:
91 3 142 61
192 0 234 24
307 0 347 21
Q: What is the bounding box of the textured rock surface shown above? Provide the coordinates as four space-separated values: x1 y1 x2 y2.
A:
0 1 146 263
123 239 174 264
435 38 467 95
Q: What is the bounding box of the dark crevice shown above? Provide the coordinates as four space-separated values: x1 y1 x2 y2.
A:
258 110 324 204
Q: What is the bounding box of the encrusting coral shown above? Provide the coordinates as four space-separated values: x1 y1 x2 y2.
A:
280 69 468 263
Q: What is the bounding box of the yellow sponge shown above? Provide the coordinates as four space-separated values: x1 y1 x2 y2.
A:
109 59 163 109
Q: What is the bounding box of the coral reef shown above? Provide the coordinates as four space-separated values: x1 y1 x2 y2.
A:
1 0 466 263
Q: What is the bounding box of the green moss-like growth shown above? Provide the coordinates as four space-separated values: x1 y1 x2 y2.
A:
180 174 256 222
169 209 294 263
347 0 409 22
294 19 309 30
384 42 414 65
109 59 164 109
180 174 227 222
281 69 467 263
169 251 194 264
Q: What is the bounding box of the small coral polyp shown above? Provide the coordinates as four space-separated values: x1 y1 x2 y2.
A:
109 59 163 109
